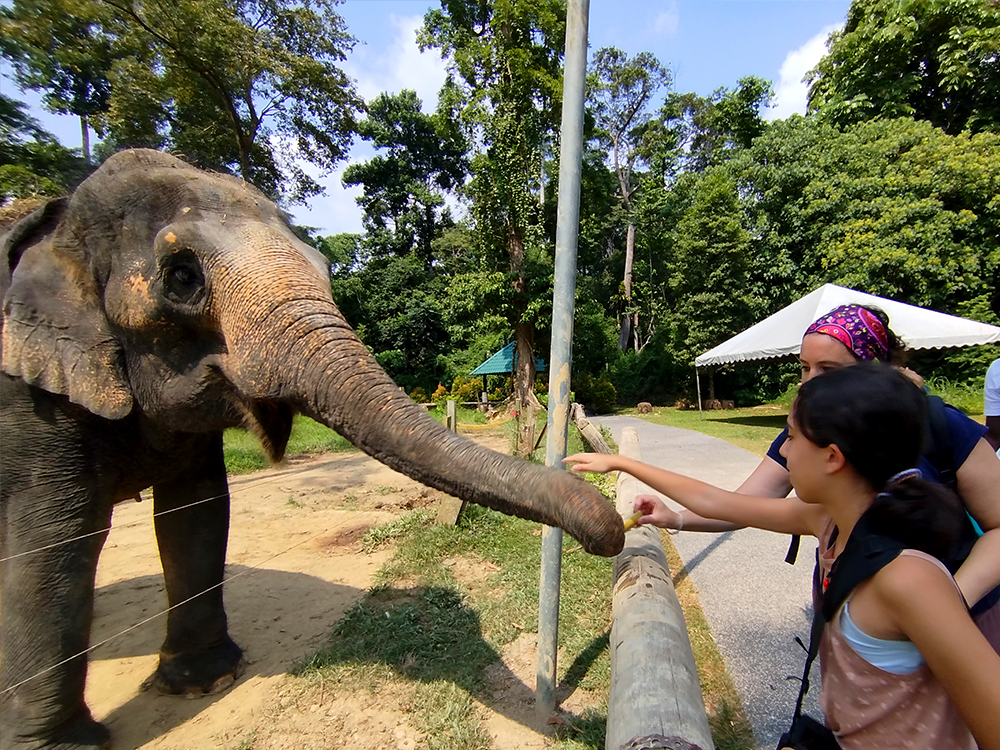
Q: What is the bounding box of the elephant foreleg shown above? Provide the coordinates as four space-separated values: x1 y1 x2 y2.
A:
147 432 244 695
0 483 113 750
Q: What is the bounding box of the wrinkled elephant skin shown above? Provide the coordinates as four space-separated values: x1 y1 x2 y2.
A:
0 149 624 749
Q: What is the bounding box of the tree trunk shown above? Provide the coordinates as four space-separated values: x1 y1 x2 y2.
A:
80 115 91 165
618 222 636 351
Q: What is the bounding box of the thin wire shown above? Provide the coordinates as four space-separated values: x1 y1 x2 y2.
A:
0 492 232 564
0 515 351 696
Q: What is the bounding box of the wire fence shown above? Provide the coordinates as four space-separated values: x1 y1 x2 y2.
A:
0 485 359 696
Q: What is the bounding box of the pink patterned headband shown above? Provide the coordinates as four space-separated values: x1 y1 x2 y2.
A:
803 304 890 362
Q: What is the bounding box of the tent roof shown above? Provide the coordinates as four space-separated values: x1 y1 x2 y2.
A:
695 283 1000 368
471 341 547 376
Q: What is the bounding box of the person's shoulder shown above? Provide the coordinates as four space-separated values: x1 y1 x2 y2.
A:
987 359 1000 386
869 551 958 610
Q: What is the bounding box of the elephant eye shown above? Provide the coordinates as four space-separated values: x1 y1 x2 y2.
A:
161 251 206 305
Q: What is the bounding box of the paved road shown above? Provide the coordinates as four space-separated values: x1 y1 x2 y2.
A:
591 416 821 750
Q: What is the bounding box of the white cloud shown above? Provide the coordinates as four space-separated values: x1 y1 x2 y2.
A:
653 3 680 36
345 14 448 111
767 24 840 121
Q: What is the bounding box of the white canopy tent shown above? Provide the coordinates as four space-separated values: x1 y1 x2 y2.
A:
694 283 1000 414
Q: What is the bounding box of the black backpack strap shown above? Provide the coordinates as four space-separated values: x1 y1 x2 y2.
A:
785 515 905 736
785 534 801 564
924 394 957 490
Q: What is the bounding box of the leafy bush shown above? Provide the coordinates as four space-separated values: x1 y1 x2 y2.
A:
409 386 429 403
450 375 483 403
431 383 449 403
574 372 618 414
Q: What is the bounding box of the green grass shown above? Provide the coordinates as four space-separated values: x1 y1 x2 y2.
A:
297 502 619 748
925 376 986 420
622 403 790 457
222 414 355 474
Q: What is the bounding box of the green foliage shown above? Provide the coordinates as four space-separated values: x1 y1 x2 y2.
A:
736 116 1000 315
573 372 618 414
222 415 353 474
343 89 468 264
807 0 1000 135
5 0 363 202
667 168 754 368
0 93 92 199
409 386 430 404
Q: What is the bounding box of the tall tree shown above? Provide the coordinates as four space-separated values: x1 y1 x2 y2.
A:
419 0 565 428
1 0 114 162
4 0 364 201
0 93 92 201
588 47 670 352
342 89 468 265
807 0 1000 134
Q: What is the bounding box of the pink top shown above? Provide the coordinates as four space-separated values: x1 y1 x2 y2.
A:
816 518 975 750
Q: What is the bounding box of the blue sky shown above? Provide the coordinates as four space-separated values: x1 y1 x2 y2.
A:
2 0 851 235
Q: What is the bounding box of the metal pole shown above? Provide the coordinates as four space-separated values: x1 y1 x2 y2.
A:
536 0 589 718
696 368 703 421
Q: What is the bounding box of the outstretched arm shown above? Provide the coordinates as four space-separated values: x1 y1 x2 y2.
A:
564 453 823 537
875 555 1000 749
953 439 1000 607
673 455 795 532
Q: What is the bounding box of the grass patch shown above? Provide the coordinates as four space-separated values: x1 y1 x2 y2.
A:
661 533 755 750
299 473 754 749
621 403 790 457
925 376 986 420
223 414 355 474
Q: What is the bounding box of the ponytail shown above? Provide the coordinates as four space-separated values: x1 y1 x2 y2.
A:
865 470 965 560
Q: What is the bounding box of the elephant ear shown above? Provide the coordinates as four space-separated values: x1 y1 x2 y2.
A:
2 201 133 419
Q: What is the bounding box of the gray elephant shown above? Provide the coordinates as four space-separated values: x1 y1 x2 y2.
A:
0 149 624 750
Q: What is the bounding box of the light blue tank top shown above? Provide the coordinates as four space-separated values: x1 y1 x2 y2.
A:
840 600 924 675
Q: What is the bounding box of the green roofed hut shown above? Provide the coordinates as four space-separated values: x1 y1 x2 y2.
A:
471 342 546 402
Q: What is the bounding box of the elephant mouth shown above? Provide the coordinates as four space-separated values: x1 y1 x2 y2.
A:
230 396 295 462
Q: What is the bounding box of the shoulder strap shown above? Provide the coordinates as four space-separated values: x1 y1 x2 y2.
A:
786 515 905 728
924 394 957 490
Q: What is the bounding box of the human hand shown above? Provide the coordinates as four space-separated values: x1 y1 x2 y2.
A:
563 453 618 474
633 494 683 531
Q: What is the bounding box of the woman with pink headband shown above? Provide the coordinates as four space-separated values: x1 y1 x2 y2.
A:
578 304 1000 651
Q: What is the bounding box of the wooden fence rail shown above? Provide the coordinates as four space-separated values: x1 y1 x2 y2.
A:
606 427 714 750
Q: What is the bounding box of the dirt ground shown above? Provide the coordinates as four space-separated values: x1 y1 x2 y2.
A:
86 433 598 750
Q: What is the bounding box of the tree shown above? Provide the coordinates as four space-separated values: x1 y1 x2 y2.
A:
807 0 1000 135
666 168 753 372
419 0 566 431
4 0 364 202
0 93 92 201
588 47 671 352
1 0 113 162
342 89 468 265
733 115 1000 331
657 76 774 173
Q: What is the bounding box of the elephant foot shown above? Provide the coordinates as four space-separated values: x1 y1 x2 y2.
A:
1 711 111 750
144 637 245 697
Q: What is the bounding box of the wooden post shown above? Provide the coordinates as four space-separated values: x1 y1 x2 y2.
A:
436 400 466 525
606 427 714 750
570 403 612 454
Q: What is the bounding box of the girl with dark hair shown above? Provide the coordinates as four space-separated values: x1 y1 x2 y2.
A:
565 364 1000 749
657 303 1000 652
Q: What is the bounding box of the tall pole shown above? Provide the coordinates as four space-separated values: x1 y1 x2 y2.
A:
536 0 589 718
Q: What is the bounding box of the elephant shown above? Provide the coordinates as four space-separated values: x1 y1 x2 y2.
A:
0 149 625 750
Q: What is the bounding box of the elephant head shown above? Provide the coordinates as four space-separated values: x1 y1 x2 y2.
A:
1 149 625 557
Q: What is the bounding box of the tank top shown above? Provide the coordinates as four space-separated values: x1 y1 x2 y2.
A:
816 518 975 749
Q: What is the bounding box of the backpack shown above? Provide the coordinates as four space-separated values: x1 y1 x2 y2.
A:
783 394 956 566
776 515 910 750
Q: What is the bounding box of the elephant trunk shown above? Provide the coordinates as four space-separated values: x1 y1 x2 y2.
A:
211 240 625 557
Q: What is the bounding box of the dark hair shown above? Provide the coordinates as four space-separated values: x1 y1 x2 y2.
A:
794 363 964 558
859 305 907 366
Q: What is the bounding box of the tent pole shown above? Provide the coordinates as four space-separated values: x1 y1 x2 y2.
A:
696 368 703 421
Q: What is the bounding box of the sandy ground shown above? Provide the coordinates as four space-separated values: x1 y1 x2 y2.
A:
83 433 598 750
